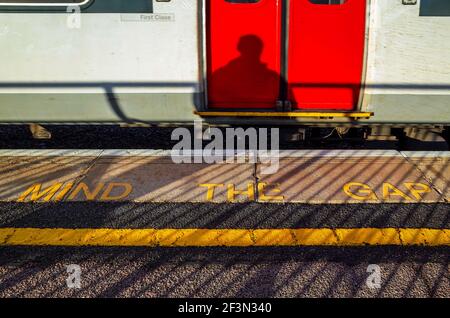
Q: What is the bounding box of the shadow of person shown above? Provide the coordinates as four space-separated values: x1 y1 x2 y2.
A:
209 35 281 109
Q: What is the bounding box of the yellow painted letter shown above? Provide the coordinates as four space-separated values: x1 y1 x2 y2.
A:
100 183 133 201
258 183 284 202
17 183 64 202
227 183 255 202
68 183 105 201
199 184 224 202
383 183 412 201
404 183 431 201
343 183 378 201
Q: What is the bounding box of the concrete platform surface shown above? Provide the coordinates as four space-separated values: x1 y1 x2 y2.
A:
0 150 448 204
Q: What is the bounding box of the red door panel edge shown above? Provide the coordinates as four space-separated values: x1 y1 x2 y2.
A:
207 0 282 109
288 0 367 110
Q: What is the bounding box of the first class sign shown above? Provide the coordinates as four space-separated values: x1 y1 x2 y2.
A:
120 13 175 22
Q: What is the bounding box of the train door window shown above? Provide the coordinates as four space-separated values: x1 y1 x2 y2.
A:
309 0 347 4
225 0 261 3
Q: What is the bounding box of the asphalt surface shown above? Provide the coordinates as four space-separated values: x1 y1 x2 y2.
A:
0 246 448 298
0 202 449 298
0 202 449 229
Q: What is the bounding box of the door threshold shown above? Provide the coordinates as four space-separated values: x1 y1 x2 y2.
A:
194 111 374 119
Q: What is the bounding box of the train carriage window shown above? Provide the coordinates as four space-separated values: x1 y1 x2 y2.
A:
0 0 154 13
225 0 261 3
420 0 450 16
0 0 92 8
0 0 88 4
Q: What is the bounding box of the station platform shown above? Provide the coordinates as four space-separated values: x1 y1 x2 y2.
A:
0 149 448 248
0 149 448 204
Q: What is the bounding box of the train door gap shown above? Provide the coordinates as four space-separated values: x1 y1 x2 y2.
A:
279 0 290 111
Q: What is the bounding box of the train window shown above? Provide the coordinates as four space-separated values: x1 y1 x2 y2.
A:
0 0 88 4
0 0 153 13
309 0 347 4
224 0 348 4
420 0 450 16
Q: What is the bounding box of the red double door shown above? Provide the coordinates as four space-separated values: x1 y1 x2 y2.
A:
207 0 367 111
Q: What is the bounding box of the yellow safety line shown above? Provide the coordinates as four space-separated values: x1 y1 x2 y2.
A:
0 228 448 247
194 111 374 119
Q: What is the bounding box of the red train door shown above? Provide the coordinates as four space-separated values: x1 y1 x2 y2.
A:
206 0 282 109
287 0 367 110
206 0 366 111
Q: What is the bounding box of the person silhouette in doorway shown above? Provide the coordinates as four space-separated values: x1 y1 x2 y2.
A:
209 35 281 108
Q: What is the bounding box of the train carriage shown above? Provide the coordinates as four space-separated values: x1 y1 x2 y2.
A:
0 0 449 140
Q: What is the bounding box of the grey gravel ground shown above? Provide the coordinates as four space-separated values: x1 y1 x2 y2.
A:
0 246 448 298
0 202 449 230
0 202 449 298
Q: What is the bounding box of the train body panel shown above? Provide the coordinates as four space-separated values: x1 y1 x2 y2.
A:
363 0 450 125
0 0 202 122
0 0 448 126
